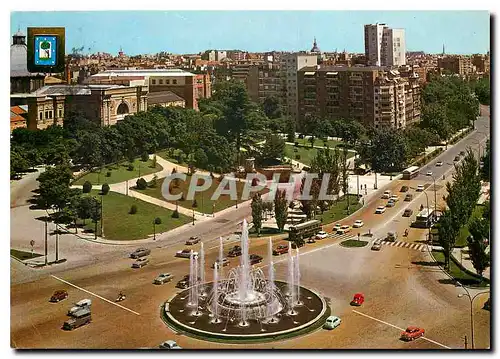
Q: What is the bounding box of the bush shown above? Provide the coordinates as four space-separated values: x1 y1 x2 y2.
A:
141 151 149 162
82 181 92 193
101 183 110 195
149 174 158 188
171 209 180 218
129 205 138 214
127 163 134 171
136 178 148 190
295 155 301 160
106 171 112 177
294 141 299 147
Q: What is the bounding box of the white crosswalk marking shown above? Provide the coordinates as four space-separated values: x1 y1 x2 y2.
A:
381 240 424 251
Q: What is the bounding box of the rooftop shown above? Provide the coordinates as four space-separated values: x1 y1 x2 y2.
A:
91 69 195 78
34 84 126 96
147 91 185 104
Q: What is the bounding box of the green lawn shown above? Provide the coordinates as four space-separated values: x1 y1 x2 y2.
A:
456 205 485 247
285 144 354 166
318 195 362 225
293 137 343 148
432 250 488 286
80 190 191 241
137 176 267 214
11 249 42 261
73 157 163 186
340 239 368 248
156 148 189 168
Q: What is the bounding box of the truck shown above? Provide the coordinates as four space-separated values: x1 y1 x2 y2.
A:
63 307 92 330
68 299 92 316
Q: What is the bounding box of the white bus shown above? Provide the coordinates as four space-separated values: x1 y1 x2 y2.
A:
414 208 437 228
402 166 420 180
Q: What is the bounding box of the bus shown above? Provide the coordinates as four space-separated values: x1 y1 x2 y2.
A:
289 220 321 244
413 208 437 228
402 166 420 180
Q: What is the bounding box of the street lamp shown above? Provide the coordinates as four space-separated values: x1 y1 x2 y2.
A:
457 283 490 349
426 173 438 216
192 208 195 225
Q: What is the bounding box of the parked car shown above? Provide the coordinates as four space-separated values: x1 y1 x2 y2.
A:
375 206 386 214
323 315 342 330
390 195 399 202
50 290 68 303
403 208 414 217
386 200 395 208
132 257 149 268
185 236 200 245
130 248 151 259
426 171 433 176
436 161 443 166
176 275 190 289
386 231 397 242
63 308 92 331
316 231 328 239
382 190 392 199
307 237 316 243
404 193 414 201
333 223 342 232
371 241 382 251
350 293 365 306
416 184 424 192
400 186 409 192
212 258 229 268
337 225 351 234
68 299 92 316
291 241 305 249
454 155 460 161
228 246 242 257
175 249 198 258
353 220 364 228
249 254 263 265
400 326 425 341
159 340 182 349
273 244 289 255
153 273 174 285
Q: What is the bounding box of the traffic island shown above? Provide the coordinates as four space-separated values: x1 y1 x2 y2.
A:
340 239 368 248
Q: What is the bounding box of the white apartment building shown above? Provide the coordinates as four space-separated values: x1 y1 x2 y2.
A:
365 23 406 67
280 53 318 121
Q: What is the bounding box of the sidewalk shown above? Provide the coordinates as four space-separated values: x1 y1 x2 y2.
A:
451 247 490 280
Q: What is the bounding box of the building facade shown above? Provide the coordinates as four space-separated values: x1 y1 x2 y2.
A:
10 30 45 94
365 23 406 67
437 55 475 76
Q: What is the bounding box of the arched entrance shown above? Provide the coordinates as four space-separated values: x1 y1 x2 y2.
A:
117 102 129 115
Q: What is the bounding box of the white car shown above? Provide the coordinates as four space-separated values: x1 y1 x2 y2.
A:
353 220 364 228
132 257 149 268
436 161 443 167
417 184 424 192
175 249 198 258
159 340 182 349
389 195 399 202
333 224 341 232
324 315 342 330
375 206 386 214
382 190 391 199
426 171 433 176
316 231 328 240
337 225 351 234
153 273 174 285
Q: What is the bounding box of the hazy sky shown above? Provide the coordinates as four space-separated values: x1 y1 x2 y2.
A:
10 11 490 55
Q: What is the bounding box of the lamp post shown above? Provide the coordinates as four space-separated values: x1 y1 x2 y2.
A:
457 283 490 349
426 173 438 217
192 208 195 226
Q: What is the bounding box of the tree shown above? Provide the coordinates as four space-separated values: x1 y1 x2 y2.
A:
37 164 74 211
82 181 92 194
76 196 92 225
259 133 285 163
420 103 452 142
404 126 439 157
262 96 282 119
251 194 263 236
467 217 490 277
359 128 409 173
193 148 209 169
340 147 350 212
437 210 456 270
153 217 162 240
481 139 490 181
10 146 29 178
274 189 288 232
149 174 158 188
88 197 102 240
136 178 148 190
129 204 138 214
101 183 110 195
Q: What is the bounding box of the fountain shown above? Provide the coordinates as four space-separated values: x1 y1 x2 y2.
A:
218 237 224 275
164 219 327 341
200 242 206 296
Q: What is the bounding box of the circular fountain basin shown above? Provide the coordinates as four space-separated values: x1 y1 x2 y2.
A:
223 290 267 307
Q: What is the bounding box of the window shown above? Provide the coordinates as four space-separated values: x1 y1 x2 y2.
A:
49 110 53 119
152 79 156 85
166 80 170 85
173 79 177 85
59 109 62 117
45 111 48 119
159 79 163 84
39 112 43 120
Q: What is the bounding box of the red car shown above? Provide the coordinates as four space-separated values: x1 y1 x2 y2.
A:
228 246 242 257
273 245 288 256
249 254 263 265
400 326 425 341
350 293 364 306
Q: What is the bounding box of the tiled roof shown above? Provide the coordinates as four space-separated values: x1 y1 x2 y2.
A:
10 105 27 115
147 91 185 104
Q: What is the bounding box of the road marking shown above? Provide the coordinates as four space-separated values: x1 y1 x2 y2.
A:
51 275 140 316
352 309 451 349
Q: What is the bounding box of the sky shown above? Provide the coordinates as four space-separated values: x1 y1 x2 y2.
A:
10 11 490 55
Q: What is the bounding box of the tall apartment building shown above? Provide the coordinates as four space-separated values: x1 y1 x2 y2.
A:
364 23 406 67
297 66 420 130
471 54 490 75
438 55 475 76
280 53 318 121
201 50 227 62
247 64 281 103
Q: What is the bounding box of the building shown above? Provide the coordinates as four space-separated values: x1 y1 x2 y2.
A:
227 50 248 61
147 91 186 108
10 30 45 94
297 66 420 130
10 105 28 132
280 53 318 121
246 63 282 103
437 55 475 76
202 50 227 62
471 54 490 75
25 84 148 130
364 23 406 66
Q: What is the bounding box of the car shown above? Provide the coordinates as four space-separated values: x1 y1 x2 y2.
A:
228 246 242 257
291 241 305 249
484 298 491 311
386 231 397 242
353 220 364 228
249 254 263 265
185 236 200 245
390 195 399 202
426 171 433 176
404 193 413 201
130 248 151 259
400 186 409 192
212 258 229 268
333 223 342 232
375 206 386 214
68 299 92 316
323 315 341 330
416 184 424 192
337 225 351 234
436 161 443 167
132 257 149 268
454 155 460 161
307 237 316 243
176 275 190 289
350 293 365 306
403 208 414 217
400 326 425 341
153 273 174 285
159 340 182 349
371 241 382 251
386 200 395 208
460 150 465 156
273 244 289 255
382 190 392 199
316 231 328 240
175 249 198 258
50 290 68 303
